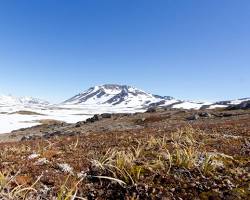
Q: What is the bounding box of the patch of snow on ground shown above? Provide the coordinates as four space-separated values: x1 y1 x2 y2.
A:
0 114 41 133
0 103 146 134
0 106 91 134
208 105 227 109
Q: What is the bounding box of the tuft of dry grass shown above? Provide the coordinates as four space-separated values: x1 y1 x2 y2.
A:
90 127 225 186
0 170 42 199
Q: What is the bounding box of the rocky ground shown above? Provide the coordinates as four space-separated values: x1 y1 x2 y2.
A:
0 107 249 199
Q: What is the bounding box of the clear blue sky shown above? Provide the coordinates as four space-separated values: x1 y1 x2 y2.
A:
0 0 249 103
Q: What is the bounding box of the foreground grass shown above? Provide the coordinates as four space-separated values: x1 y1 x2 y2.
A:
0 126 249 199
89 127 249 199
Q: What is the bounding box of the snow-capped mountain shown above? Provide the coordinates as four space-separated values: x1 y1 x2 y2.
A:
0 95 50 114
0 95 49 106
62 84 250 111
61 84 216 110
63 84 176 108
62 84 219 110
19 96 50 106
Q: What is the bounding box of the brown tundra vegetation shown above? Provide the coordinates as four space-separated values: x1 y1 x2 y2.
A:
0 108 249 199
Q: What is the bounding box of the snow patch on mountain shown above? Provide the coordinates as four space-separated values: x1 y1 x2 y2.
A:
205 97 250 109
172 101 212 110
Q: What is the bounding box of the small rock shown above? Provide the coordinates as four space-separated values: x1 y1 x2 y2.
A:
57 163 73 174
28 153 40 160
64 131 75 136
75 121 83 127
135 117 146 124
35 158 49 166
101 113 112 118
221 113 233 117
199 112 212 118
77 171 87 179
86 114 100 123
21 135 33 141
187 114 199 120
146 107 156 113
190 183 196 187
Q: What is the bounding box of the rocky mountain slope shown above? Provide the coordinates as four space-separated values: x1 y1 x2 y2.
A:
62 84 176 108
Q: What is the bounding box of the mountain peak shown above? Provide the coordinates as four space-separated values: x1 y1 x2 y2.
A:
97 84 140 93
63 84 172 107
101 84 130 89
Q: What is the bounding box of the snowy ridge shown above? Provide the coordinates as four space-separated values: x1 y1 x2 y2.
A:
0 95 49 106
202 97 250 109
0 95 50 113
